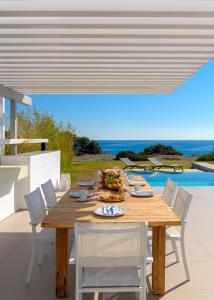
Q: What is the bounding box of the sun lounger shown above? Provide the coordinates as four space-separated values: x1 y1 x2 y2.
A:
120 157 147 172
148 157 184 172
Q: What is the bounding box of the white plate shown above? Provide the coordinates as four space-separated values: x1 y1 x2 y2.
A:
69 191 95 198
94 206 127 217
128 181 146 186
132 191 154 197
78 181 95 187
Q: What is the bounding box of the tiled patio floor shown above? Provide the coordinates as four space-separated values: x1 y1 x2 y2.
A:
0 187 214 300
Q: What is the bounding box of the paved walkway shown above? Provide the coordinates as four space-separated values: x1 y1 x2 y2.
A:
0 187 214 299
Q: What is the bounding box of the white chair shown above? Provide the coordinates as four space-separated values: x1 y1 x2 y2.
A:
71 222 152 300
166 187 192 280
162 178 178 207
41 179 57 211
24 188 54 284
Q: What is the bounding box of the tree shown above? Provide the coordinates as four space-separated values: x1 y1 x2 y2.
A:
74 136 102 155
74 136 90 154
87 140 102 154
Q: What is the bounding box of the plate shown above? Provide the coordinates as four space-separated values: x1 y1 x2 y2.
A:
128 181 146 186
94 205 127 217
69 191 95 198
76 198 89 202
78 181 95 187
132 191 154 197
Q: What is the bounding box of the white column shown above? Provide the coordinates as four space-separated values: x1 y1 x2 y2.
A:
0 97 5 156
10 100 17 155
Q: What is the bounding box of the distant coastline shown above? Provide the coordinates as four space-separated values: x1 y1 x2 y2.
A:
96 140 214 156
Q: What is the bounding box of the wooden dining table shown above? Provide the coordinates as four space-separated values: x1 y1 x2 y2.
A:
41 175 180 298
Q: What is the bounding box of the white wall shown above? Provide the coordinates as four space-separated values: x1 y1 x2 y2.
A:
0 167 17 221
30 151 60 190
1 151 60 210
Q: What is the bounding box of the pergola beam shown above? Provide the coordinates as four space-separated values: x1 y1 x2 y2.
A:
0 84 32 105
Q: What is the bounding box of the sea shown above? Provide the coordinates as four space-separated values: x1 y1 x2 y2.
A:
96 140 214 156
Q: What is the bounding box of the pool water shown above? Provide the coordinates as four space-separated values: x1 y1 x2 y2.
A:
128 171 214 186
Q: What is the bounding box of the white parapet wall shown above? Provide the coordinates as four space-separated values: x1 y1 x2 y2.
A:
0 151 60 214
0 167 16 221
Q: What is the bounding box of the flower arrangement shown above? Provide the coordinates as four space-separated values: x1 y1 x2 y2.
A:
101 169 123 191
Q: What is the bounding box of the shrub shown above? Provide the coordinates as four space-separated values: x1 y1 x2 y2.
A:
6 108 75 170
115 151 147 161
196 152 214 161
143 143 182 155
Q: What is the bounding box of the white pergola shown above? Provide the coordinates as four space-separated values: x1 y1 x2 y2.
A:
0 86 31 155
0 0 213 95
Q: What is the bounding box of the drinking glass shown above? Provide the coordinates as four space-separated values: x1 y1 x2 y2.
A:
93 180 100 195
59 173 71 191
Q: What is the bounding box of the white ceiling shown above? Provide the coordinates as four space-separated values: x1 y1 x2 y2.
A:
0 0 214 94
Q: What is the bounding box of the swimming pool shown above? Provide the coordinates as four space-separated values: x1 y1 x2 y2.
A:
128 171 214 186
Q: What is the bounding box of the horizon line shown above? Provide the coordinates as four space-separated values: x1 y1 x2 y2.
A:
95 139 214 141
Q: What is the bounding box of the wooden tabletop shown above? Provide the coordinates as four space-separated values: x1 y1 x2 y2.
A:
41 175 180 229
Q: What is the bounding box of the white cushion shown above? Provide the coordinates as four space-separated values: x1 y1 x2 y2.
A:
82 266 139 287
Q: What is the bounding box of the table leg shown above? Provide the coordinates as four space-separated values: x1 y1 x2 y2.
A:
56 228 69 298
152 226 166 294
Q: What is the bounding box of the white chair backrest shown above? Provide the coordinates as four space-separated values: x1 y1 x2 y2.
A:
148 157 161 166
173 187 192 222
120 157 134 166
41 179 57 209
75 223 148 268
162 178 178 206
24 188 46 226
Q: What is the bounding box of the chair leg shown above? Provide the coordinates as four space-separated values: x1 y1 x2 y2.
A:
76 291 82 300
94 292 99 300
181 237 190 280
171 239 179 262
38 247 47 265
26 237 36 284
139 290 145 300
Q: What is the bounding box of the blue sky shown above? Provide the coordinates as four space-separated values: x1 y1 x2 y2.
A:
15 59 214 140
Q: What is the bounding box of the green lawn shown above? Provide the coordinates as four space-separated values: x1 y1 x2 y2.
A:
62 160 193 185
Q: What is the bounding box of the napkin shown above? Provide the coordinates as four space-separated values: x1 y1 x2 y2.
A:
102 205 120 216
